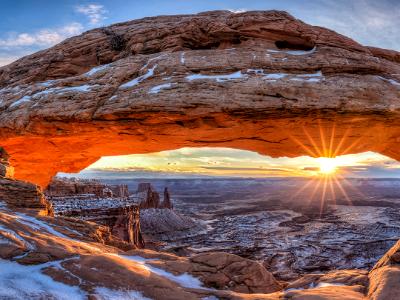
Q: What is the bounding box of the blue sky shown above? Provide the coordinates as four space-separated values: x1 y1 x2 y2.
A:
0 0 399 66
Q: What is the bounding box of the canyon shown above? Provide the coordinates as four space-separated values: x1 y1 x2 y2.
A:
0 9 400 299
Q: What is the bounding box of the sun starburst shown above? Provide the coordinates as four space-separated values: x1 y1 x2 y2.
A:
286 120 367 215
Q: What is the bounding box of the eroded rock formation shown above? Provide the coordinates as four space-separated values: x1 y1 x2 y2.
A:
0 10 399 187
134 183 173 209
45 177 129 198
0 147 52 214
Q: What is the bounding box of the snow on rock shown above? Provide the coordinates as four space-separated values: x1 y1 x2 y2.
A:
14 212 69 239
148 83 173 94
121 255 205 289
9 95 31 108
37 79 58 87
377 76 400 86
264 73 288 80
267 46 317 56
0 258 86 300
84 63 111 77
94 287 152 300
180 52 185 64
9 84 97 108
0 223 34 249
291 71 323 82
57 85 94 93
315 282 346 288
120 65 157 88
0 201 7 209
247 69 323 82
186 71 246 82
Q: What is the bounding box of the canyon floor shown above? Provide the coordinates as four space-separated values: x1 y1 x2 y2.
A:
98 178 400 281
4 177 400 299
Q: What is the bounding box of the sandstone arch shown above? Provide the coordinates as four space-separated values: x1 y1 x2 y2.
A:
0 10 399 188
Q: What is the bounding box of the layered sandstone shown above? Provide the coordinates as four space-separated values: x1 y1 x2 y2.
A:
0 147 52 214
45 177 129 198
135 183 173 209
0 11 399 187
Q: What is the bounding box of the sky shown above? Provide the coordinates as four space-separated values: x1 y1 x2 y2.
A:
2 0 400 178
78 149 400 179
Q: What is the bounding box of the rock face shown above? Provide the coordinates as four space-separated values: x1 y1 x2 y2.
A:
368 240 400 300
161 187 173 209
140 208 205 241
189 252 282 294
46 177 129 198
0 11 399 188
0 147 52 214
58 205 144 249
134 183 173 209
0 178 52 214
110 206 145 249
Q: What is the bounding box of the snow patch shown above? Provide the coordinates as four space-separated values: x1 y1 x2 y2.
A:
377 76 400 86
94 287 152 300
247 69 323 82
180 52 185 64
186 71 246 82
315 282 346 288
0 258 85 300
58 85 94 93
84 63 111 76
12 84 98 107
120 65 157 89
0 224 33 249
268 46 317 56
264 73 288 80
148 83 173 94
9 95 31 108
37 79 58 87
121 255 205 289
14 212 69 239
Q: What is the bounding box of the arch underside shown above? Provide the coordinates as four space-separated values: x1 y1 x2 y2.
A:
2 112 400 187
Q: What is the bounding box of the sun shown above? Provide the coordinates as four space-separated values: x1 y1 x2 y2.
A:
317 157 338 175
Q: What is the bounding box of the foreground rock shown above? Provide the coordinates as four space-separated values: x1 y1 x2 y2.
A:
368 240 400 300
0 201 283 299
3 199 400 299
0 11 399 187
0 147 52 214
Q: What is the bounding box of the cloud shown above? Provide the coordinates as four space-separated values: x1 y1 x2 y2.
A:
298 0 400 50
0 23 83 48
0 56 19 67
75 4 107 25
201 166 290 172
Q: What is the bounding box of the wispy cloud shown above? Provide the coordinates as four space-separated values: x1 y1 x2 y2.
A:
0 23 83 48
75 4 107 25
0 56 19 67
298 0 400 50
0 23 84 66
